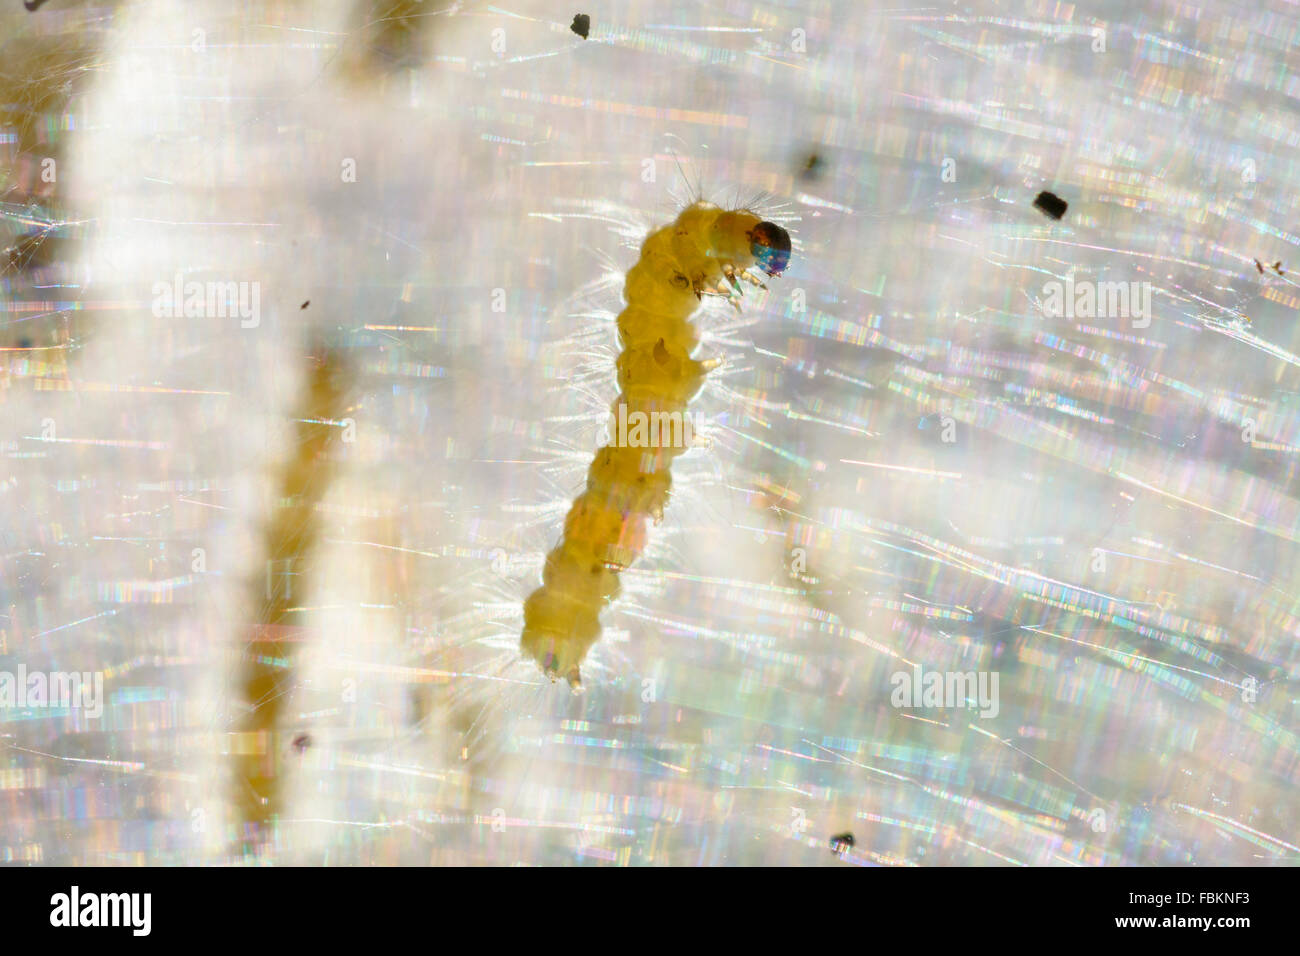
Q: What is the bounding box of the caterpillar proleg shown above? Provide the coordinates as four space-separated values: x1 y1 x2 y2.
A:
520 202 792 688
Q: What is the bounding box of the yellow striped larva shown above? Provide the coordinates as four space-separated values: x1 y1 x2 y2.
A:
520 201 792 688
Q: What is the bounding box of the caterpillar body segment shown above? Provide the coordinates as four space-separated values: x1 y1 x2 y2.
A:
521 201 792 688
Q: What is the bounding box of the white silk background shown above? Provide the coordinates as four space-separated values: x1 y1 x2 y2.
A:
0 0 1295 865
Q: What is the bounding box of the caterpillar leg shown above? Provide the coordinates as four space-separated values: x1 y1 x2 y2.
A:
721 262 744 294
692 276 744 311
692 276 728 298
737 268 768 290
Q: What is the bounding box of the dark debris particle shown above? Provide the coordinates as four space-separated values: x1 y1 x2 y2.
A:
830 832 855 855
799 152 824 181
291 733 312 754
571 14 590 39
300 300 310 309
1032 191 1068 221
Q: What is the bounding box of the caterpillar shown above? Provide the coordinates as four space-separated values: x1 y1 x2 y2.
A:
520 201 792 688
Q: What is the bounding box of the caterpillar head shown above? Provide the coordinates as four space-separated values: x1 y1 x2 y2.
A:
748 221 791 277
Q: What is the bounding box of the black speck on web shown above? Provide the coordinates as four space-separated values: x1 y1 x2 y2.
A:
571 14 590 39
1033 191 1068 221
830 832 855 854
799 152 824 181
300 301 310 309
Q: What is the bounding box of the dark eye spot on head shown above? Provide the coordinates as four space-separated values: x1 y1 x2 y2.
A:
749 221 791 277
